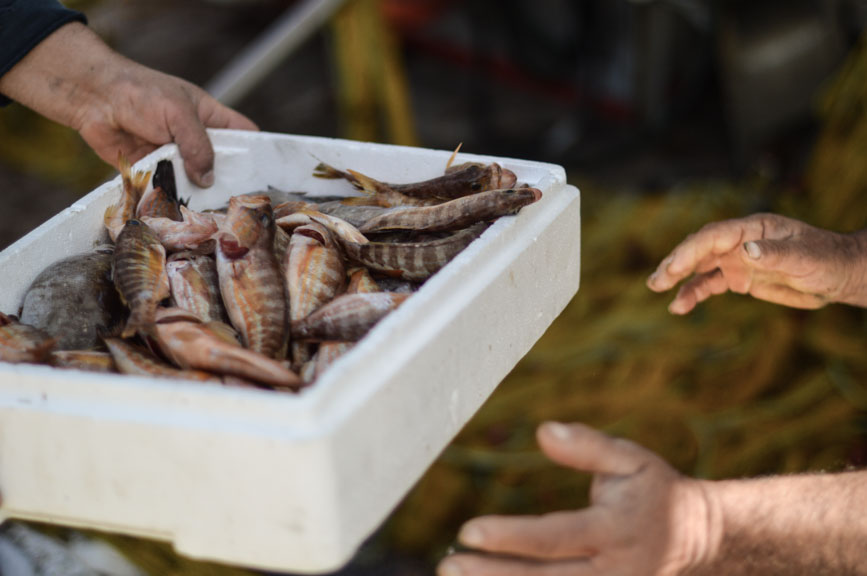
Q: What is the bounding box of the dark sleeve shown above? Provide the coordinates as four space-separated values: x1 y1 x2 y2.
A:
0 0 87 106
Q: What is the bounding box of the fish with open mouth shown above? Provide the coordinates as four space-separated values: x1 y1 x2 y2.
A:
216 194 287 358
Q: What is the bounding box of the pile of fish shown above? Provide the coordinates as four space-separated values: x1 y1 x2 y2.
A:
0 149 541 390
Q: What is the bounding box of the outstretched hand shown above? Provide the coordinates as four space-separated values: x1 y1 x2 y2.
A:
437 422 715 576
646 213 867 313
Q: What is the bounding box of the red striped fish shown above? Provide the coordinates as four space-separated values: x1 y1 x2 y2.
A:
216 195 286 358
291 292 409 342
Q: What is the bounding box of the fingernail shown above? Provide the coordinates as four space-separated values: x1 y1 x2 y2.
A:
458 524 486 547
647 271 659 285
200 170 215 187
744 241 761 260
544 421 573 441
438 559 463 576
668 300 687 315
661 254 674 271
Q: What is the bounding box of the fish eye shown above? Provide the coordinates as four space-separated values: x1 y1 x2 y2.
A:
471 182 482 191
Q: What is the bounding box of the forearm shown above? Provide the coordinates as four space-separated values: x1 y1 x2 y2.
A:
838 229 867 307
693 471 867 575
0 22 121 131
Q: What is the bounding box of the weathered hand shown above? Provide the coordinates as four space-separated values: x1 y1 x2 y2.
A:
72 60 257 188
0 22 257 188
646 213 867 313
437 422 714 576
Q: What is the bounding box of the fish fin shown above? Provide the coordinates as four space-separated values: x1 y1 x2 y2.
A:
204 321 241 346
121 316 154 340
345 169 384 197
153 160 178 203
445 142 463 171
339 196 384 207
313 162 359 189
118 151 131 181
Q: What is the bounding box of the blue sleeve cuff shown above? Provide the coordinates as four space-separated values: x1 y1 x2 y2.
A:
0 0 88 106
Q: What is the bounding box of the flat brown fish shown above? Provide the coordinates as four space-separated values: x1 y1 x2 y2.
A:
104 154 152 242
113 219 170 338
20 247 123 350
216 195 286 358
359 188 541 234
291 292 410 342
0 312 55 364
167 253 225 323
339 223 489 281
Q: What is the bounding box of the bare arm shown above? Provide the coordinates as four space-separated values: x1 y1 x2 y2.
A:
438 422 867 576
0 22 257 187
694 471 867 575
646 213 867 313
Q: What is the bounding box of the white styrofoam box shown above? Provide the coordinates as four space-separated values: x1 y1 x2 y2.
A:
0 130 581 573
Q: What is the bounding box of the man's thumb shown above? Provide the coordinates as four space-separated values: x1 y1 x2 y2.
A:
743 239 791 270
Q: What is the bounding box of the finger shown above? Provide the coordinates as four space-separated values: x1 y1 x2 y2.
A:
749 282 827 309
438 553 599 576
648 217 765 291
165 100 216 188
456 510 607 560
668 268 730 315
198 95 258 131
537 422 647 477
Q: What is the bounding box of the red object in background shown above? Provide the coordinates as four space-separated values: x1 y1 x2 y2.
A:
381 0 457 35
380 0 634 123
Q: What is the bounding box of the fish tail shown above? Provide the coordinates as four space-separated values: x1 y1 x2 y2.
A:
121 312 154 340
445 142 463 171
313 162 359 187
153 160 178 203
118 151 131 181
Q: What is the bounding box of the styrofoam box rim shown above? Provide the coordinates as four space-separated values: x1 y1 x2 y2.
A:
0 130 581 572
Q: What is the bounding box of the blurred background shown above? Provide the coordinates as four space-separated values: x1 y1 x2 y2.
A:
2 0 867 574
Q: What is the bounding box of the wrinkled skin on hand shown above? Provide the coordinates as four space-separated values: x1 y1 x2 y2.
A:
73 63 257 187
438 423 714 576
646 213 867 313
0 22 257 187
